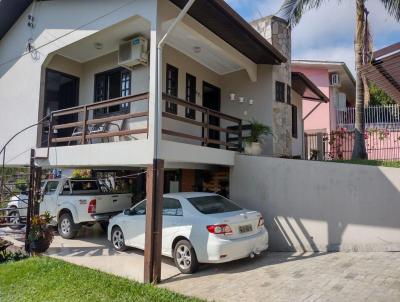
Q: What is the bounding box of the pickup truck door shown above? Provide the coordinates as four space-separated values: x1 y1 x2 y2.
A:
40 180 60 219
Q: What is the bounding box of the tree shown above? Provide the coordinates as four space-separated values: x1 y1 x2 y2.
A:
369 83 396 106
279 0 400 159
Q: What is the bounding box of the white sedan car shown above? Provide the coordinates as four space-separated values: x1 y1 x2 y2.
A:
108 192 268 273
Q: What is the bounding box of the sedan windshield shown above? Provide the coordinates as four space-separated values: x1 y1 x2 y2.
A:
187 195 242 214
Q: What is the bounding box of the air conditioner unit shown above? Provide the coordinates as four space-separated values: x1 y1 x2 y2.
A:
118 36 148 68
330 73 341 87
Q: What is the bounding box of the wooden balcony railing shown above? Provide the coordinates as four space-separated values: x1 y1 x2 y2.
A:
162 93 243 151
47 93 149 146
43 92 243 151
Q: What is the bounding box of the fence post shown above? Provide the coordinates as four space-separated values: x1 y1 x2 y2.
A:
317 133 324 161
0 147 6 203
304 134 308 159
25 149 35 253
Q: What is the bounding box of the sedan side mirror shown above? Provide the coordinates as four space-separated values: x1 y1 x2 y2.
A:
123 209 131 215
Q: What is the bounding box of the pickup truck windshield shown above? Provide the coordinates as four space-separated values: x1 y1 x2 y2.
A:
187 195 242 214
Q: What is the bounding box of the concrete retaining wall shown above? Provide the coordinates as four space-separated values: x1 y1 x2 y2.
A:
230 155 400 252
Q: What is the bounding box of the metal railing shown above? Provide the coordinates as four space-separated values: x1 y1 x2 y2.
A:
336 104 400 130
305 129 400 161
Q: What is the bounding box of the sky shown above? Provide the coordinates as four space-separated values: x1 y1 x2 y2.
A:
226 0 400 73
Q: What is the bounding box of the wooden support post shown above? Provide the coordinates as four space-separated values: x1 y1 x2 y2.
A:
144 159 164 284
33 166 42 215
82 106 88 144
48 114 54 148
25 149 35 253
204 109 209 146
238 120 243 152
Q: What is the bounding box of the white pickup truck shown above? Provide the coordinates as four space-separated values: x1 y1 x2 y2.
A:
8 178 133 239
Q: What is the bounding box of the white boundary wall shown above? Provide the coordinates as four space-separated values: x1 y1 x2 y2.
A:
230 155 400 252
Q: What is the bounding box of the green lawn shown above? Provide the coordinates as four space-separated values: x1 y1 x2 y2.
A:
332 160 400 168
0 257 202 302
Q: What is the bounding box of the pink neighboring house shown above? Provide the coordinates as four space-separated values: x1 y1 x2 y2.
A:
292 60 356 134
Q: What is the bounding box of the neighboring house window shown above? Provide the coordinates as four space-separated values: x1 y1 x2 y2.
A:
292 105 298 138
185 73 196 119
166 64 178 114
94 67 131 116
275 81 285 103
287 85 291 104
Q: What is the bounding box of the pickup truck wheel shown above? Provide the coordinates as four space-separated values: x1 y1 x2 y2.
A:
8 210 24 230
111 226 127 251
58 213 80 239
173 239 199 274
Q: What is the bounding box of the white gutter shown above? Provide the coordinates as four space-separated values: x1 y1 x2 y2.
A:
154 0 196 158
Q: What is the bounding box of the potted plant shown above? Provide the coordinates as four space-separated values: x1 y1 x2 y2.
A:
244 120 272 156
28 211 54 254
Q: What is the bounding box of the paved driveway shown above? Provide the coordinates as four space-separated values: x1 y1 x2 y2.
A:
162 251 400 302
44 225 181 282
6 226 400 302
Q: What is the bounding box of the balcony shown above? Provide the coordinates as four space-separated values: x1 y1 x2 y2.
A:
336 104 400 130
46 93 150 146
37 92 243 168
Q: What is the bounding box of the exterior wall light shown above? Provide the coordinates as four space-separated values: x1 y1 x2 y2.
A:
94 42 103 50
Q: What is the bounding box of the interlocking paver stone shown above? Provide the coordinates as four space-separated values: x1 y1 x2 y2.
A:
161 252 400 302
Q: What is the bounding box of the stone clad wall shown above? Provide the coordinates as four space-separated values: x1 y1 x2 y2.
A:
252 16 293 157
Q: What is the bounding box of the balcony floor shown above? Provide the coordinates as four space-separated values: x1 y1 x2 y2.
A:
36 139 236 169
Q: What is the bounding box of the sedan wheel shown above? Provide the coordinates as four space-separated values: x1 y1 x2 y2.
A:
111 226 127 251
173 239 199 274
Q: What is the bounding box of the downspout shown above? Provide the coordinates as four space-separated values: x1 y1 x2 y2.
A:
154 0 196 158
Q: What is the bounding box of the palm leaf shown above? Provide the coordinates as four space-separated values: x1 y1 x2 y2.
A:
379 0 400 21
278 0 329 26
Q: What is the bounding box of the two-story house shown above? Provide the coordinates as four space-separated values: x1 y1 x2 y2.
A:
0 2 328 187
292 60 356 134
0 0 329 282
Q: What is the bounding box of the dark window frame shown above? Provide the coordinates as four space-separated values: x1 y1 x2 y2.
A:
93 67 131 117
162 198 183 216
291 104 298 138
44 181 59 196
185 73 196 119
287 85 291 104
166 64 178 114
275 81 285 103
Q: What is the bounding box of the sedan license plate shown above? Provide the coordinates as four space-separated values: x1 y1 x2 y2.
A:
239 224 253 233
